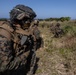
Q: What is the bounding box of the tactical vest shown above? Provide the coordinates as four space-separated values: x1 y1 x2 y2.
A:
0 21 37 73
0 21 30 56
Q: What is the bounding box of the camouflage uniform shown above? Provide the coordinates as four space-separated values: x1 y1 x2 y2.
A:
0 4 36 75
31 20 44 49
50 23 64 38
50 23 55 35
54 23 64 38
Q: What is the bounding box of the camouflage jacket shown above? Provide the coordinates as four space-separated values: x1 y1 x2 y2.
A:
0 21 34 74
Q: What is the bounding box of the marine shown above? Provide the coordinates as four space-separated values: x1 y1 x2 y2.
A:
0 4 37 75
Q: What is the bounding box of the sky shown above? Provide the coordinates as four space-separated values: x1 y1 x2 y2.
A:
0 0 76 19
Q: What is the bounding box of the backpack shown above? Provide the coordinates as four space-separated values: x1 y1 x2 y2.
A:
0 21 14 40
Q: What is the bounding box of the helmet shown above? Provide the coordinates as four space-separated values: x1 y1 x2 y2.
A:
56 23 60 27
10 4 36 24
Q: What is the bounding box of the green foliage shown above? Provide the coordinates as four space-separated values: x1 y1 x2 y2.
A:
0 18 8 21
40 17 71 22
63 25 73 33
60 17 71 22
63 25 76 36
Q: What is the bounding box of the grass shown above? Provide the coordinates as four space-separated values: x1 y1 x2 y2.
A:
35 20 76 75
0 20 76 75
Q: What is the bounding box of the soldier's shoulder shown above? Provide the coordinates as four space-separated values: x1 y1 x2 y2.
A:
1 20 10 26
0 21 14 32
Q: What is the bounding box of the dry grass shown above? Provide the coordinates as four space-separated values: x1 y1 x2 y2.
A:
0 21 76 75
35 21 76 75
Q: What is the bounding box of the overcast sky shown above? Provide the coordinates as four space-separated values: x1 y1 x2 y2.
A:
0 0 76 19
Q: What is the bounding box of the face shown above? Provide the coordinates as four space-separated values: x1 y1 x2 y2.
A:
22 22 31 29
13 17 31 29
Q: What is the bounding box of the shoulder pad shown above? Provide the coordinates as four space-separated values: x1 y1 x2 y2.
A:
0 21 14 32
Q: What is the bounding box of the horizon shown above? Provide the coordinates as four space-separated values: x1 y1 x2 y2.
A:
0 17 75 20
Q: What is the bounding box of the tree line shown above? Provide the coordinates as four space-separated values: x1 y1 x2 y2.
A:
39 17 71 22
0 18 10 21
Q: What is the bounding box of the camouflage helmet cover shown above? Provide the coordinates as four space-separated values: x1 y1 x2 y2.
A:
10 4 36 23
56 23 60 27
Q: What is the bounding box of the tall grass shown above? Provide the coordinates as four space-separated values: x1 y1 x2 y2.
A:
38 20 76 75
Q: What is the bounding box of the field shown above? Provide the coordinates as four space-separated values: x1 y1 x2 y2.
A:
35 20 76 75
0 20 76 75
